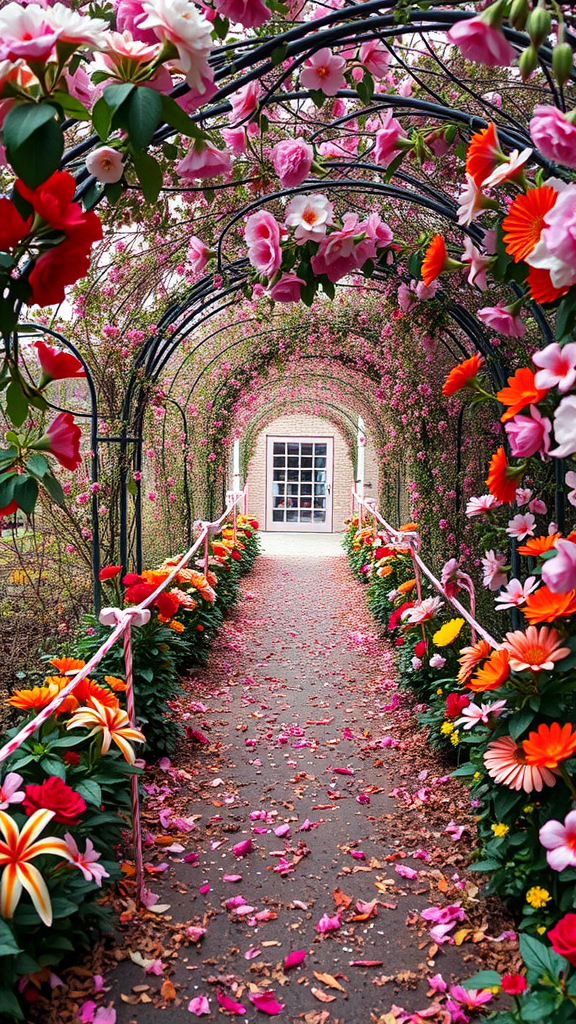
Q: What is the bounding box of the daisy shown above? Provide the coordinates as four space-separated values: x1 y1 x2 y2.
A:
503 625 571 672
502 186 558 263
523 585 576 625
483 735 557 792
457 639 492 684
456 699 507 730
523 722 576 768
494 577 538 609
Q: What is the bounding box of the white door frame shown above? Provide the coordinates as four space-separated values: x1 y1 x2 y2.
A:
265 435 334 532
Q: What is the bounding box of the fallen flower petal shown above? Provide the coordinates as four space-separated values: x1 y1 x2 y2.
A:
315 912 341 933
274 824 291 837
188 995 210 1015
349 960 383 966
248 990 285 1014
216 989 246 1014
223 874 243 882
332 767 354 775
284 950 307 969
244 947 262 960
232 838 253 858
77 1002 96 1023
186 926 206 942
395 864 418 879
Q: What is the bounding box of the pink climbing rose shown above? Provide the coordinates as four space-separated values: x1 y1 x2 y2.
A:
214 0 271 28
504 405 551 458
175 139 231 180
188 236 211 275
373 110 409 167
269 272 306 303
244 211 283 278
359 39 390 78
270 139 314 188
447 11 515 67
300 48 346 96
530 106 576 170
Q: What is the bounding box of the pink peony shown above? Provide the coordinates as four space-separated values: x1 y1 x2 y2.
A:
245 211 282 278
359 39 390 78
504 405 551 458
214 0 271 28
270 139 314 188
300 48 346 97
269 272 306 303
542 539 576 594
221 128 246 155
373 109 408 167
175 140 231 180
447 14 515 67
477 302 526 337
540 810 576 871
139 0 213 92
530 106 576 170
116 0 159 44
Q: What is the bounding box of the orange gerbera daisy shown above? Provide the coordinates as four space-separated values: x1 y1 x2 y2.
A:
72 678 120 709
467 648 510 692
523 722 576 769
503 625 570 672
527 265 570 305
421 235 462 286
442 354 485 397
496 368 549 423
517 533 561 556
523 586 576 626
7 684 64 712
398 578 416 594
50 657 86 675
141 570 170 587
502 186 558 263
465 123 503 187
486 447 526 504
457 638 492 684
104 676 127 692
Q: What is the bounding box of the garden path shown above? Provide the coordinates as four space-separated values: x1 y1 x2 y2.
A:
81 540 514 1023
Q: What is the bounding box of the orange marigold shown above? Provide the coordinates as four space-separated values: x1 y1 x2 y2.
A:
50 656 86 675
399 523 419 532
523 586 576 625
398 579 416 594
517 533 561 557
486 447 526 504
421 235 449 286
442 354 485 397
467 648 510 692
496 368 549 423
502 186 558 263
523 722 576 769
457 638 492 685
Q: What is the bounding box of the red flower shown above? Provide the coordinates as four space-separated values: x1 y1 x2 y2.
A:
445 693 471 718
388 601 415 631
414 640 427 657
123 573 145 586
500 975 527 995
0 499 18 518
486 447 526 504
421 235 448 285
63 751 81 767
23 776 86 826
548 913 576 966
155 590 180 619
34 340 85 385
395 636 405 646
231 549 242 561
0 198 32 252
375 546 393 559
465 123 503 187
28 235 100 308
124 582 155 605
99 565 123 582
442 354 484 396
16 171 90 233
42 412 82 471
249 519 259 529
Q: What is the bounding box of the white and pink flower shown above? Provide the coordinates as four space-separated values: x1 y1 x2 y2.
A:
447 13 515 67
478 302 526 338
456 700 507 730
0 772 25 810
481 550 508 591
550 396 576 458
505 405 551 458
540 811 576 871
466 494 502 517
530 105 576 171
494 577 538 610
300 48 346 97
373 110 409 167
139 0 213 92
542 539 576 594
506 513 536 542
533 341 576 393
63 833 109 886
285 194 334 244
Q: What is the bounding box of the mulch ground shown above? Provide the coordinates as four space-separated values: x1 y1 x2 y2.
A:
33 547 519 1024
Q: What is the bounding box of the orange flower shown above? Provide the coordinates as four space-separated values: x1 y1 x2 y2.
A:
442 354 484 397
377 565 393 578
467 648 510 692
50 656 86 675
7 684 65 712
496 368 548 423
465 123 503 187
169 620 185 633
523 586 576 625
503 625 570 672
104 676 127 692
517 534 561 557
457 639 492 685
527 265 570 305
73 678 120 708
398 579 416 594
502 186 558 263
421 236 462 286
523 723 576 769
141 570 170 587
484 735 556 792
486 447 526 504
399 523 419 532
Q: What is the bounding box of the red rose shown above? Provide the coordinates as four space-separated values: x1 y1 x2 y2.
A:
249 519 259 529
0 197 32 251
501 974 527 995
34 340 85 385
16 171 90 233
155 590 180 619
231 550 242 561
395 636 405 646
548 914 576 966
23 776 86 825
123 573 145 586
445 693 471 718
375 546 393 560
124 582 155 605
28 238 93 308
63 751 81 767
414 640 427 657
99 565 123 582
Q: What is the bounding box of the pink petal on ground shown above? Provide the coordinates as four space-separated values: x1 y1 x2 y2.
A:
141 890 159 908
244 947 262 960
77 1002 96 1023
184 852 198 863
284 950 307 969
356 793 370 804
248 990 285 1014
232 839 253 858
299 819 311 831
225 895 247 909
216 989 246 1014
186 926 206 942
412 849 431 861
186 728 208 743
158 758 171 771
315 913 341 934
234 904 256 916
93 977 106 993
252 827 269 834
445 821 465 841
429 922 457 944
274 824 290 837
395 864 418 880
254 909 276 921
199 884 211 894
223 874 243 882
332 767 354 775
145 959 163 975
350 850 365 860
188 995 210 1015
355 899 379 916
94 1011 116 1024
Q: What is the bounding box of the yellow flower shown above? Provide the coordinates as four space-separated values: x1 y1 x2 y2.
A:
450 730 460 746
491 823 509 837
473 771 482 781
433 618 465 647
169 620 185 633
523 805 535 814
436 688 443 695
526 886 551 909
537 925 546 935
398 579 416 594
440 721 454 735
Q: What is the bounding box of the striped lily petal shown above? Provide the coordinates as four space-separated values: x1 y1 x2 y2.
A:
0 809 21 847
0 862 21 919
17 862 53 926
26 837 72 862
16 809 56 855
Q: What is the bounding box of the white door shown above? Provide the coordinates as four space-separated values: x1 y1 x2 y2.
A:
266 436 333 532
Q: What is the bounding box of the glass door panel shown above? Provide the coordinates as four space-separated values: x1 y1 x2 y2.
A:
266 436 333 532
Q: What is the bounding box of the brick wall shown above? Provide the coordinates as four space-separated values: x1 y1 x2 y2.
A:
245 413 379 532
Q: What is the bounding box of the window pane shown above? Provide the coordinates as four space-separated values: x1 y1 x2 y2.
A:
273 442 285 455
315 444 327 456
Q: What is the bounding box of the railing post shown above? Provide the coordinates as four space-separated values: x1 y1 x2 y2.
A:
123 619 145 903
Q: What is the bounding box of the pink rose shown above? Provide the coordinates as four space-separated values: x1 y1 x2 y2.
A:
214 0 271 28
310 213 361 282
300 48 346 96
270 139 314 188
542 539 576 594
230 81 261 123
175 140 231 180
245 210 282 278
447 14 515 67
176 75 218 113
477 302 526 337
530 106 576 170
359 39 390 78
541 187 576 268
373 109 408 167
220 127 246 155
116 0 159 44
504 405 551 458
188 236 210 274
362 211 393 248
269 272 305 303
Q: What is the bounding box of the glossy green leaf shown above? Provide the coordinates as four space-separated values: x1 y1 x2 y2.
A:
13 474 38 515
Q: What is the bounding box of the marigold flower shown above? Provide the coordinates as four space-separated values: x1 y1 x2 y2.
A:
397 578 416 594
465 123 503 187
484 735 557 792
496 368 549 423
433 618 465 647
399 523 419 532
503 625 571 672
526 886 551 909
523 585 576 625
49 656 86 675
523 722 576 769
486 447 526 504
169 620 185 632
502 186 558 263
491 823 509 837
442 354 484 397
66 698 145 764
467 648 510 692
457 639 492 684
517 533 561 556
7 683 64 712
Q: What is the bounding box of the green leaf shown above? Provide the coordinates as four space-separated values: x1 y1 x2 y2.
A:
0 296 19 334
271 43 289 66
0 472 16 510
451 761 478 777
39 755 66 779
212 13 229 39
42 473 66 506
160 94 203 140
0 919 21 957
519 933 567 980
5 380 29 428
4 105 63 188
102 82 135 115
104 180 123 203
131 150 163 203
519 992 561 1021
91 96 113 141
3 102 58 150
468 859 502 872
509 709 535 741
76 779 102 806
122 86 163 151
13 474 38 515
26 452 50 478
384 149 408 182
556 291 576 341
462 970 502 990
0 444 18 464
127 477 138 496
0 991 24 1020
52 91 91 120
